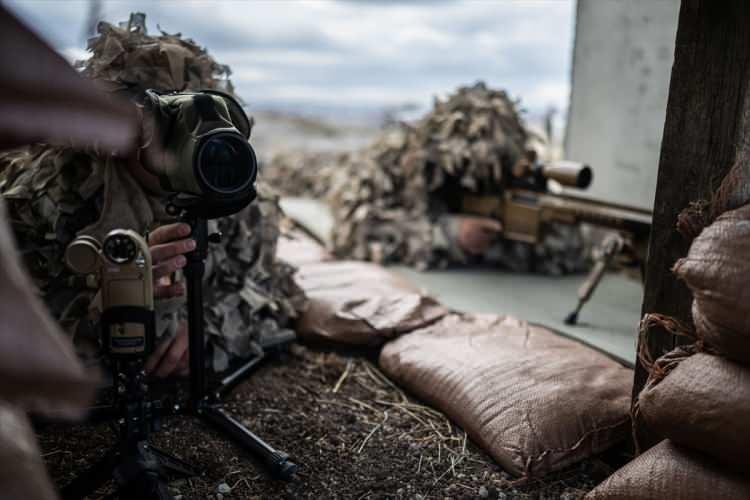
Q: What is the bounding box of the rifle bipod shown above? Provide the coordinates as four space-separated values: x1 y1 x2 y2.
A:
565 234 625 326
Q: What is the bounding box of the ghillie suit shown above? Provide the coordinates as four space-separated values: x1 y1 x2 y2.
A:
0 13 304 371
329 82 586 273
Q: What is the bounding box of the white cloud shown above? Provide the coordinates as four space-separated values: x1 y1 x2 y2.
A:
4 0 575 121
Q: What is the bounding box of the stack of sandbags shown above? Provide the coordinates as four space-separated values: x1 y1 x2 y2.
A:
587 189 750 498
379 314 633 478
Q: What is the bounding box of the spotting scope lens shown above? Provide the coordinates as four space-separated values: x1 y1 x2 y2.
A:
196 133 257 195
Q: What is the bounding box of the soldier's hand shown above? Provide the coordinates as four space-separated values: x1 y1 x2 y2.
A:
148 222 195 299
456 216 503 256
144 321 190 377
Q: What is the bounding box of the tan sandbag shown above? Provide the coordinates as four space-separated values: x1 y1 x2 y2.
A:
0 402 59 500
673 204 750 363
0 6 136 152
295 261 448 346
379 314 632 477
0 199 95 417
638 351 750 466
277 228 332 267
585 440 750 499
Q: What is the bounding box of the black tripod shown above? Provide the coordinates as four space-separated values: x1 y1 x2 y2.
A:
61 202 297 499
181 211 298 479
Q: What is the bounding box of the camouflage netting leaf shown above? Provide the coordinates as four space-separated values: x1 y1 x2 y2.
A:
80 12 235 98
327 82 530 269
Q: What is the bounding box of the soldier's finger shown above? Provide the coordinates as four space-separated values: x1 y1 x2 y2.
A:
155 330 189 378
144 337 171 374
154 282 185 300
150 238 196 263
148 223 191 246
152 255 187 280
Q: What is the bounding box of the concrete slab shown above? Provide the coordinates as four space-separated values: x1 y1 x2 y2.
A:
281 196 642 366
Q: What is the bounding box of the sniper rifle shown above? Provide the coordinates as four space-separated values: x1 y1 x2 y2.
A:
460 160 652 325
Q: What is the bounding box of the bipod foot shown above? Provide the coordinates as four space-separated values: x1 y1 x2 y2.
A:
564 310 579 326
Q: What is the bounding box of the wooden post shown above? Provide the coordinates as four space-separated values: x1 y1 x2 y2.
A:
633 0 750 448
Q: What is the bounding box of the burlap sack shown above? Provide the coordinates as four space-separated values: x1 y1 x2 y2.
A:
585 440 750 499
277 228 332 267
379 314 632 477
295 261 448 346
638 350 750 466
673 203 750 363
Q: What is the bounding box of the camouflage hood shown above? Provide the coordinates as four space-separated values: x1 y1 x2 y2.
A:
81 12 235 99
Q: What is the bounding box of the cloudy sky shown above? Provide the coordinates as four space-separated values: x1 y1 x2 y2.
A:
5 0 575 123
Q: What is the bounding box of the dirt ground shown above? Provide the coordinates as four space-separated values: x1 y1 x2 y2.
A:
38 344 620 499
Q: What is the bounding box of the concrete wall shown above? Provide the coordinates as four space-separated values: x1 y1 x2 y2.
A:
565 0 679 210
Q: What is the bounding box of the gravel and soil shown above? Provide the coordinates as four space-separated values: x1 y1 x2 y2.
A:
38 344 623 499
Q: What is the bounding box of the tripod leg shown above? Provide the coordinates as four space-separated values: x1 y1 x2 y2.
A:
215 352 266 398
202 405 298 480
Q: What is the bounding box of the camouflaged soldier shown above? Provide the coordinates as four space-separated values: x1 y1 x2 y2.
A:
0 14 303 374
329 82 588 274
